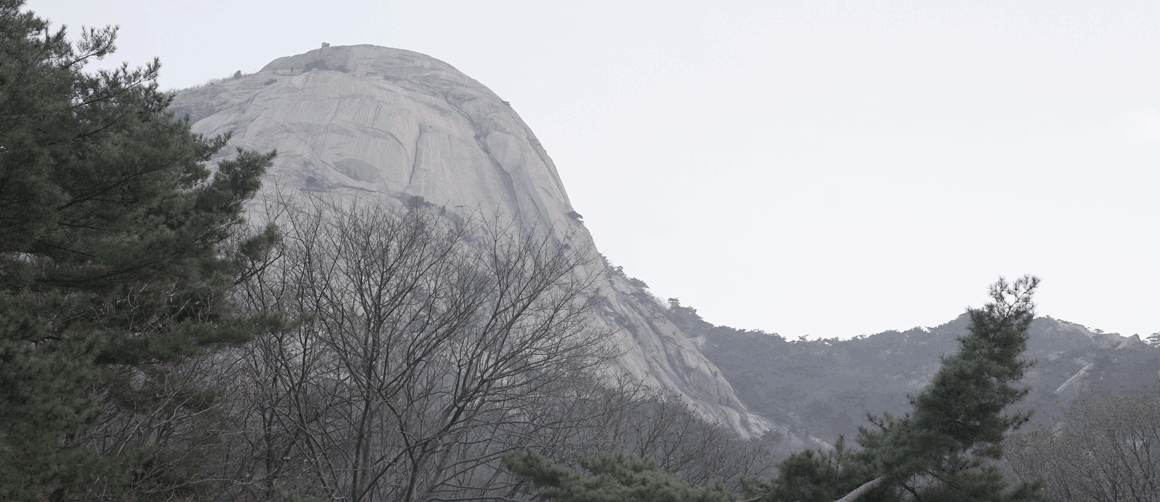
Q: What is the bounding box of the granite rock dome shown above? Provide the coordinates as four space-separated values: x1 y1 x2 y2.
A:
170 45 776 438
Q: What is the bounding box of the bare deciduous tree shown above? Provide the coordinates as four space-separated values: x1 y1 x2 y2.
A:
1006 384 1160 502
75 195 780 502
231 197 610 502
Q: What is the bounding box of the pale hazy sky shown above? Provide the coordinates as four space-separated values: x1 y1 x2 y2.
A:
28 0 1160 339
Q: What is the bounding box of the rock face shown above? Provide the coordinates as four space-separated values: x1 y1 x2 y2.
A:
172 45 567 226
170 45 774 438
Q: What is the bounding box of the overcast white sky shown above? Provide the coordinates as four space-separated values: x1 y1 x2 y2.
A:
28 0 1160 339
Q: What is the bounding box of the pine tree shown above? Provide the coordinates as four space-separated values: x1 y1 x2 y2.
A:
0 2 274 499
763 436 872 502
763 276 1045 502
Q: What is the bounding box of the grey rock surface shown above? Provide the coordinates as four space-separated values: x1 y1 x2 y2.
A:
171 45 774 438
173 45 567 225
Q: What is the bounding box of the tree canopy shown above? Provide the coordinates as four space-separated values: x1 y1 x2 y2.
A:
503 449 739 502
0 1 274 499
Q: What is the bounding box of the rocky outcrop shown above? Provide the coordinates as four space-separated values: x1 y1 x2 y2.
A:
170 45 773 438
172 45 569 227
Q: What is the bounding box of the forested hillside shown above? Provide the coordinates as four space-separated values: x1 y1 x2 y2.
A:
669 298 1160 446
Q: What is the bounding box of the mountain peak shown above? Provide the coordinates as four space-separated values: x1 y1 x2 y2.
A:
259 45 465 83
172 44 573 231
170 46 775 439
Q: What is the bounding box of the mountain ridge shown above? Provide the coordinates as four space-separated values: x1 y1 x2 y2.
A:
677 302 1160 448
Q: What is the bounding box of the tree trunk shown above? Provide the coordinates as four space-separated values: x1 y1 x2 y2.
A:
833 476 887 502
